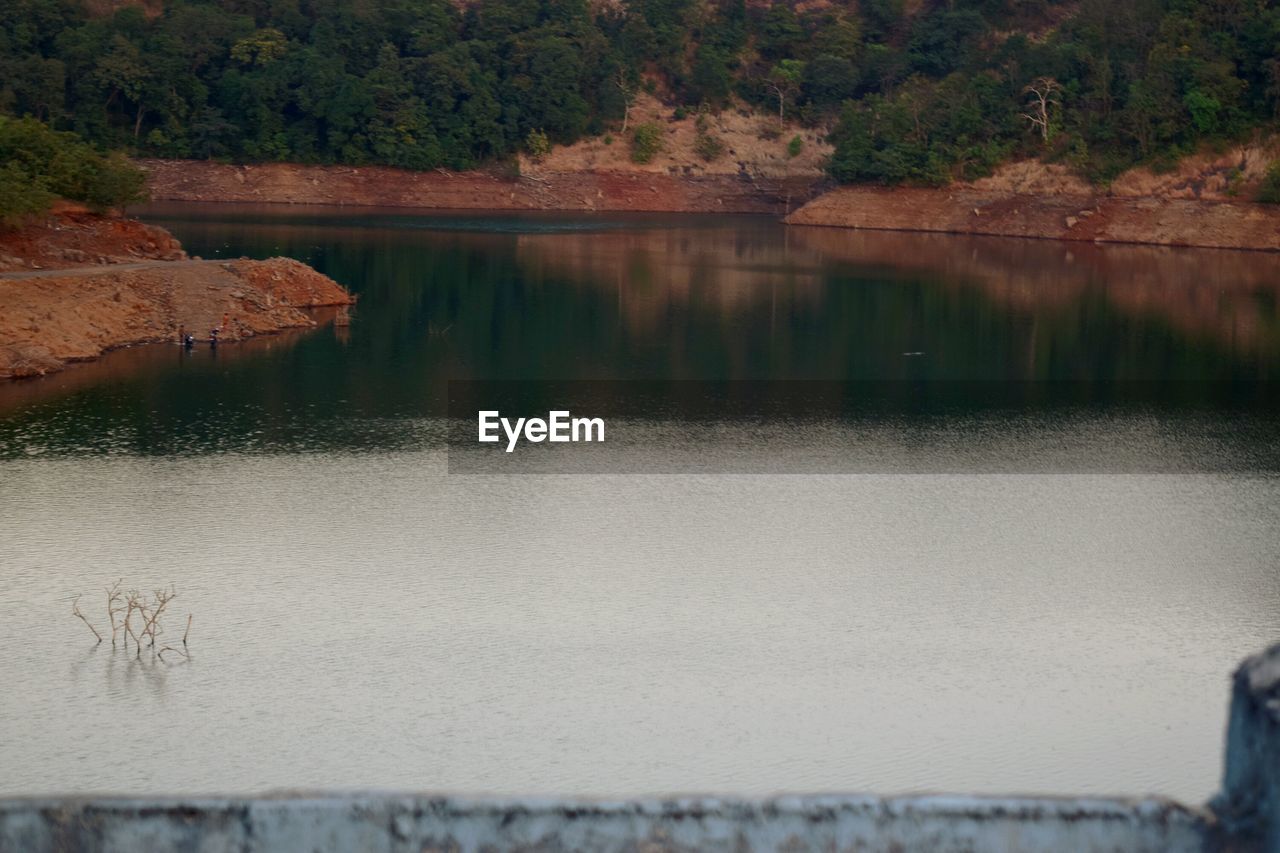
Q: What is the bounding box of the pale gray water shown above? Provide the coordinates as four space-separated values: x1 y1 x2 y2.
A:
2 452 1277 801
1 211 1278 802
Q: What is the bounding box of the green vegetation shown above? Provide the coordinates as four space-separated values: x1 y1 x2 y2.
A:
693 110 724 161
630 122 664 164
2 0 1279 186
787 135 804 158
525 129 552 162
826 1 1280 185
694 129 725 162
1258 162 1280 204
0 162 55 227
0 117 146 225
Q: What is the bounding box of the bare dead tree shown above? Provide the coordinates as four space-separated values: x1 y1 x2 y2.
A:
71 596 102 643
76 582 190 662
616 70 637 133
158 645 189 663
140 585 177 648
123 593 144 657
1022 77 1061 143
765 60 805 121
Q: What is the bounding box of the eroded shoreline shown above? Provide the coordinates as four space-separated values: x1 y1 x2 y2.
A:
139 159 820 216
0 215 353 380
139 155 1280 251
785 187 1280 252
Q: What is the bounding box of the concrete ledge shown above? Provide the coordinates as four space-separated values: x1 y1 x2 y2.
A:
1214 641 1280 850
0 793 1216 852
5 643 1280 851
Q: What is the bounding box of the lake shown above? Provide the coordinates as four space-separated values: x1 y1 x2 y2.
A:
0 207 1277 802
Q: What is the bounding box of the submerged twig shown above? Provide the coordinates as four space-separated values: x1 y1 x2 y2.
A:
158 645 189 663
140 585 176 648
71 595 102 643
105 579 123 647
75 582 191 664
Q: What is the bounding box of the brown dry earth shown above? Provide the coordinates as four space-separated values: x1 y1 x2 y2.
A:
788 143 1280 250
0 204 187 272
139 158 821 214
786 187 1280 251
144 144 1280 250
0 249 352 380
139 95 830 214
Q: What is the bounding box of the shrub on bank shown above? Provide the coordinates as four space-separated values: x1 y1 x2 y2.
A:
1257 161 1280 204
694 130 725 162
630 122 664 164
0 162 55 228
0 117 148 226
525 129 551 162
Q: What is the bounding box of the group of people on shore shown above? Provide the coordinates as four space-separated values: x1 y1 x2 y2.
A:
178 313 232 349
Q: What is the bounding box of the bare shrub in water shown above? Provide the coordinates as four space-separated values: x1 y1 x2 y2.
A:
71 580 191 661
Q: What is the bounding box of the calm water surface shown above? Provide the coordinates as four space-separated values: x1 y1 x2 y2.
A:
1 207 1277 801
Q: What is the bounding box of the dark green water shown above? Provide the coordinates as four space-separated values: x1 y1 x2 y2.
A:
1 207 1276 457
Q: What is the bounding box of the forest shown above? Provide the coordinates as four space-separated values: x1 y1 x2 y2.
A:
1 0 1280 188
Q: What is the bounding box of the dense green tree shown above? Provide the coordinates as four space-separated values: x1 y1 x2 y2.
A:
758 4 803 60
0 161 55 226
0 0 1276 186
0 116 146 222
802 54 859 109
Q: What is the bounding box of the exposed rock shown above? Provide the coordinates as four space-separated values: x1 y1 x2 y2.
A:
138 157 823 215
0 256 352 380
787 188 1280 251
0 205 186 272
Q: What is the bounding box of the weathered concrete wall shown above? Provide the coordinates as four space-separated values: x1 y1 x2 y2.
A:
4 643 1280 852
0 794 1213 853
1214 642 1280 851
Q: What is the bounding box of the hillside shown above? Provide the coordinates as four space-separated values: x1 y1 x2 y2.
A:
526 93 830 179
5 0 1280 228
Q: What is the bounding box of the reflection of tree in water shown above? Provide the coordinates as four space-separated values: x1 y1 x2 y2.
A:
791 228 1280 368
2 213 1274 456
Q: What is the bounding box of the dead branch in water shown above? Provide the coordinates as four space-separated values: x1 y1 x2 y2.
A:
77 582 190 662
158 645 189 663
71 595 102 643
105 580 123 647
140 585 176 648
123 594 144 658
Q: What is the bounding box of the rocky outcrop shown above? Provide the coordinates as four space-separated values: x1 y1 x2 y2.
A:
0 258 353 379
0 204 186 273
788 143 1280 251
785 187 1280 251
